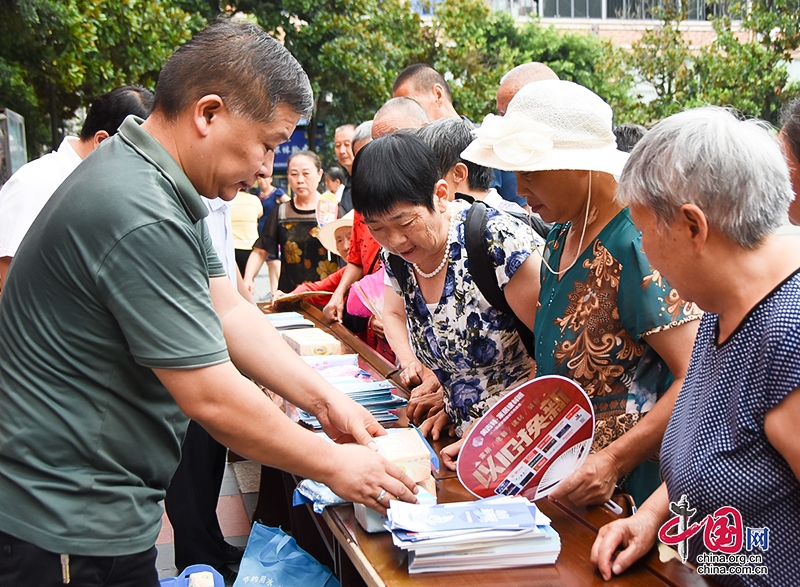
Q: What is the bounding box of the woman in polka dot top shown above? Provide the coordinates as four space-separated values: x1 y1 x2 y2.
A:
591 107 800 587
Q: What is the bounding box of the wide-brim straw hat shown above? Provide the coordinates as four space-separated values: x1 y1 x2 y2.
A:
461 80 629 176
317 210 354 256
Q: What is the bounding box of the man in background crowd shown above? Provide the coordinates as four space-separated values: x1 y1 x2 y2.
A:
0 85 153 295
392 64 461 121
371 97 429 138
333 123 356 213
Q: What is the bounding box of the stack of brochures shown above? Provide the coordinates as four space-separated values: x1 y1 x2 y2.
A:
264 311 315 330
297 355 407 428
386 496 560 574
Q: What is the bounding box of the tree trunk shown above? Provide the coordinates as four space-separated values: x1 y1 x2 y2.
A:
49 84 60 151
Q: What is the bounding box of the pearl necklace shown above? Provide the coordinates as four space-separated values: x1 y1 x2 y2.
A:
412 208 457 279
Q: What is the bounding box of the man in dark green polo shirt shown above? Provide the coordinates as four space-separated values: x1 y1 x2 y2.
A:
0 19 416 586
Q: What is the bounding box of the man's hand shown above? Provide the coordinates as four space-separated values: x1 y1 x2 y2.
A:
314 393 388 450
323 290 345 323
324 443 418 514
548 451 620 506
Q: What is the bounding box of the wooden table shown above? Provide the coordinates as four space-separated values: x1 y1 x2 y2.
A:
254 303 716 587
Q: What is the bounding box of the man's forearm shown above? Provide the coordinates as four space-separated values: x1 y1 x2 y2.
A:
211 276 341 414
159 361 341 477
224 299 340 413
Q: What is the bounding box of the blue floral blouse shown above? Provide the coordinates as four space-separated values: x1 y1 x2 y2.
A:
384 201 539 436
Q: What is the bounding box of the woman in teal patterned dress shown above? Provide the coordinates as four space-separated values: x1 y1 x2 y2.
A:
463 80 701 507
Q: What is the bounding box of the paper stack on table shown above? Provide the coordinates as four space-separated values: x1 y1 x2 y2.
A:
263 311 316 330
297 355 407 428
386 496 560 574
282 327 344 356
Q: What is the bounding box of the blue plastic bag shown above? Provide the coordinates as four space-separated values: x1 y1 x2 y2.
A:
233 523 339 587
160 564 224 587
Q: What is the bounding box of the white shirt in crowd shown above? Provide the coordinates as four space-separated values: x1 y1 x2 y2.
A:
201 196 237 285
0 137 82 257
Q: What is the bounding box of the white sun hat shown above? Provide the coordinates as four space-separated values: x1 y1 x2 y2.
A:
317 210 354 257
461 79 629 176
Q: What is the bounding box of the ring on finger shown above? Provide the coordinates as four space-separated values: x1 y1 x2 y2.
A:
376 488 387 502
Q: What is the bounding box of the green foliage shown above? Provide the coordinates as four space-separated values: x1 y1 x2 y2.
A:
234 0 429 157
431 0 504 121
429 0 634 123
624 0 800 126
0 0 205 156
624 3 692 123
0 0 634 161
515 21 634 119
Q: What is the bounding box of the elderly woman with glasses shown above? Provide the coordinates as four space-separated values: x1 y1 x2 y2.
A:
592 107 800 586
463 80 701 507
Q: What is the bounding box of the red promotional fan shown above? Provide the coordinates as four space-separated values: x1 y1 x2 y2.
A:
457 375 594 501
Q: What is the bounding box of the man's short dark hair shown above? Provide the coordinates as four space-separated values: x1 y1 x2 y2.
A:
153 18 313 123
80 86 154 140
325 166 346 184
351 132 439 220
416 118 494 191
613 123 648 153
393 64 451 101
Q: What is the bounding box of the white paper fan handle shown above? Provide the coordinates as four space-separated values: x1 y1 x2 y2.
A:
534 439 592 500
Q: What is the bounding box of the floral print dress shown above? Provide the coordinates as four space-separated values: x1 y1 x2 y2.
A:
257 198 338 293
384 201 538 437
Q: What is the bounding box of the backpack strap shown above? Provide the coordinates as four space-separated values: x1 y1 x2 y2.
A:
465 202 535 357
386 252 408 294
465 202 511 314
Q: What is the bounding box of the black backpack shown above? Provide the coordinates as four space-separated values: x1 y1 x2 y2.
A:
387 201 535 356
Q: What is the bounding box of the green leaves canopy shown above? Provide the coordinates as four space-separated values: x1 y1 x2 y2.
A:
0 0 204 157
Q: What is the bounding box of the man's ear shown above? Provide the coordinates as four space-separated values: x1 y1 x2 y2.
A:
432 83 446 106
451 162 469 188
679 204 709 251
193 95 225 137
91 130 110 148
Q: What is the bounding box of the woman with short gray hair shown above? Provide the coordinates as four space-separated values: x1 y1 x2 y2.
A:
592 107 800 586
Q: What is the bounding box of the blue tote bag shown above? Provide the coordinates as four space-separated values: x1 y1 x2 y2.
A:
233 523 340 587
